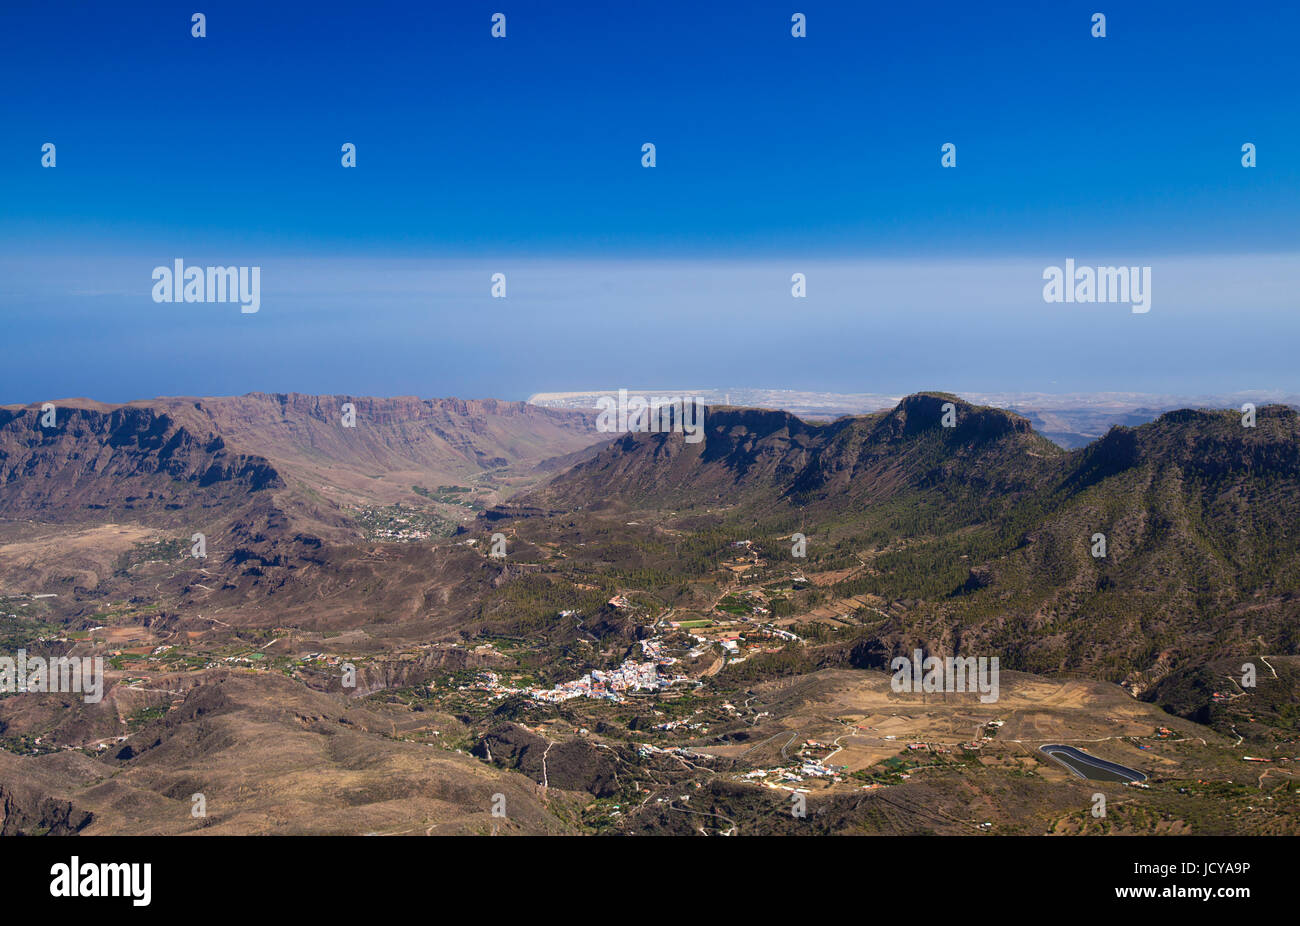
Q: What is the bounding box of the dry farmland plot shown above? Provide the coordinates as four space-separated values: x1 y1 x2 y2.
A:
0 523 160 591
697 669 1214 783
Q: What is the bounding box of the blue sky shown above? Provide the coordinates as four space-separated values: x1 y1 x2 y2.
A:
1 1 1297 402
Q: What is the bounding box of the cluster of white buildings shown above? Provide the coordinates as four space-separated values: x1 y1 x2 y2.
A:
369 526 433 541
296 652 341 665
743 757 844 790
636 743 715 761
740 739 850 790
476 655 686 704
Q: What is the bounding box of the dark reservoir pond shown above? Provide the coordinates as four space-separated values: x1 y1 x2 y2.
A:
1039 744 1146 783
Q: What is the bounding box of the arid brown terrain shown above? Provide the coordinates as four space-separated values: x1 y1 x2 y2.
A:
0 392 1296 835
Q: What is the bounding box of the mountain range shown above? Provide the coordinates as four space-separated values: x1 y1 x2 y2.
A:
0 390 1296 835
519 393 1300 690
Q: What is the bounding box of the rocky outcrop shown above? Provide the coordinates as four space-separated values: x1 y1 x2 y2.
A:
0 784 93 836
472 723 620 797
0 405 281 522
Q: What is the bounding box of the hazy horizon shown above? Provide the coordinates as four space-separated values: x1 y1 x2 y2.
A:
3 253 1299 406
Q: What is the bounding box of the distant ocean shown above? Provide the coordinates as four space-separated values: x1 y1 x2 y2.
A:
2 254 1298 405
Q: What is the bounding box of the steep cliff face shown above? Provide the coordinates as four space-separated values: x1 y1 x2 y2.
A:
525 393 1060 513
151 393 602 486
0 394 605 629
522 405 825 510
1062 405 1300 492
789 394 1058 503
527 394 1300 530
0 782 93 836
0 393 603 523
0 405 281 523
